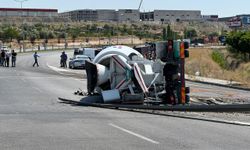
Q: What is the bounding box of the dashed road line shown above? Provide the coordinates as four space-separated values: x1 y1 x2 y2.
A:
109 123 159 144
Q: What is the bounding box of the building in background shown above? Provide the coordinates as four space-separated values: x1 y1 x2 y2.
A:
98 9 117 21
59 9 139 22
202 15 219 21
117 9 140 22
59 9 202 22
140 10 202 22
152 10 201 22
140 11 154 21
0 8 58 17
219 14 250 28
239 14 250 26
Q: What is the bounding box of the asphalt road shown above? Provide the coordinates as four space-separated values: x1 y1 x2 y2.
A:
0 51 249 150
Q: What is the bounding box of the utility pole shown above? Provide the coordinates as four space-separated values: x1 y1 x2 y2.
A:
14 0 28 52
116 14 124 45
64 23 68 50
116 21 119 44
15 0 28 8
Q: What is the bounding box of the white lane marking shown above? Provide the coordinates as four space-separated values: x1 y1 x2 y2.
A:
33 87 43 93
21 78 27 83
47 63 70 73
46 63 83 76
74 79 87 81
109 123 159 144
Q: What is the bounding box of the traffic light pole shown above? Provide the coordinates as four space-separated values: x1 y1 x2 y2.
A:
180 42 186 104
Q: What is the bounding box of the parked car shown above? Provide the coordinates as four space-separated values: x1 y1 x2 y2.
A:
190 43 204 47
1 46 10 52
69 55 90 69
73 48 84 58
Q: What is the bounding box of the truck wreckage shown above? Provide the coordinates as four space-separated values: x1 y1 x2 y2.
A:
84 40 190 105
59 40 250 113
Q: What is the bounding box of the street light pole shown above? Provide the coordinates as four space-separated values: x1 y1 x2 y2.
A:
116 13 124 45
14 0 28 52
116 21 119 45
15 0 28 9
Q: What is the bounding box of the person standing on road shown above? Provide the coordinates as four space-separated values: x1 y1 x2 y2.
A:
11 50 17 67
0 51 2 66
33 52 40 67
5 52 10 67
1 50 6 67
60 51 67 68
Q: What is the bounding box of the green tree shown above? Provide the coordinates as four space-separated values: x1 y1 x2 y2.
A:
162 28 167 40
167 24 173 39
3 27 19 42
184 28 197 39
29 33 37 46
48 31 56 39
226 31 250 60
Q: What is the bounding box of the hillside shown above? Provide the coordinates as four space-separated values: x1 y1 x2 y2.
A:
186 47 250 87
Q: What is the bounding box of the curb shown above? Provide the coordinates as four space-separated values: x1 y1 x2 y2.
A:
132 110 250 127
186 79 250 91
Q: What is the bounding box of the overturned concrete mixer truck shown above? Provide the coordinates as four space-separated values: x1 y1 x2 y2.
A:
85 40 190 105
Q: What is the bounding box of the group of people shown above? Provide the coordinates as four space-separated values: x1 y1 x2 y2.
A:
32 51 67 68
1 50 68 68
0 50 17 67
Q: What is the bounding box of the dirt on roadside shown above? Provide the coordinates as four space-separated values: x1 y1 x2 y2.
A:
186 47 250 88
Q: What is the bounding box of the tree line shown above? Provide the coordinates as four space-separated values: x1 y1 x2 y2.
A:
226 31 250 61
0 23 163 46
0 22 224 48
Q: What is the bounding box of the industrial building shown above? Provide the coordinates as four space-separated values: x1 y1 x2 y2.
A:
0 8 58 17
117 9 140 22
219 14 250 28
59 9 118 22
202 15 219 21
59 9 139 22
59 9 202 22
152 10 201 22
141 10 202 22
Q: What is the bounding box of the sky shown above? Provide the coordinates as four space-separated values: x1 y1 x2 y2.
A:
0 0 249 17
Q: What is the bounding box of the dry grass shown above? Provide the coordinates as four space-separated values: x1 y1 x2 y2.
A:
186 47 250 87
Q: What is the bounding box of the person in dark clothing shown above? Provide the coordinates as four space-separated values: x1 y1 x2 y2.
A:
60 51 67 68
5 52 10 67
11 50 17 67
33 52 40 67
0 51 2 66
1 50 6 66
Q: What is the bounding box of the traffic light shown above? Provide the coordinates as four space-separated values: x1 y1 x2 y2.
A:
184 41 189 58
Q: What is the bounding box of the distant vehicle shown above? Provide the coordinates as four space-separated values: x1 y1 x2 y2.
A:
191 43 204 47
1 46 10 52
73 48 84 58
83 48 101 60
197 43 204 47
69 55 90 69
219 36 226 45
